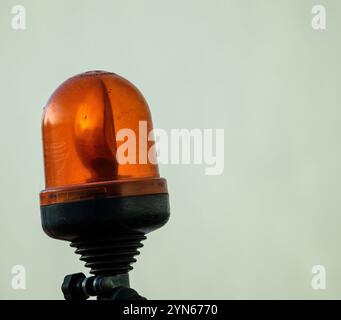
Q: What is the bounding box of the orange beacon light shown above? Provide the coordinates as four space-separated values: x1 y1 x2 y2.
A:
40 71 170 300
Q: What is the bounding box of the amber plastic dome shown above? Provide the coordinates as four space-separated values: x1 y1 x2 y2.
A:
40 71 167 206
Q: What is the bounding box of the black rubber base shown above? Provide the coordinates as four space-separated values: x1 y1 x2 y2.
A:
40 193 169 277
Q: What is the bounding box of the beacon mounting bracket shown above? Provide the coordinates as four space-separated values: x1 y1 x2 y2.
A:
61 272 145 300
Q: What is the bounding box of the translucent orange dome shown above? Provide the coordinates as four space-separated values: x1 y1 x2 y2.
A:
40 71 167 206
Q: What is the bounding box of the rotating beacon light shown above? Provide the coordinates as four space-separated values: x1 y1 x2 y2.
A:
40 71 170 299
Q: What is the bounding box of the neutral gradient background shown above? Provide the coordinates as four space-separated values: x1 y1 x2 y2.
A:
1 0 341 299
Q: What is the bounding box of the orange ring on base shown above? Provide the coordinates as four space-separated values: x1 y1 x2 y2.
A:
40 177 168 206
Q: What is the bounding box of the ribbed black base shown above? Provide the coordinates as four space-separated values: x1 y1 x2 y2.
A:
70 234 146 276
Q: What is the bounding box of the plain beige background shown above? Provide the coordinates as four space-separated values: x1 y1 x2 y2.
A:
1 0 341 299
